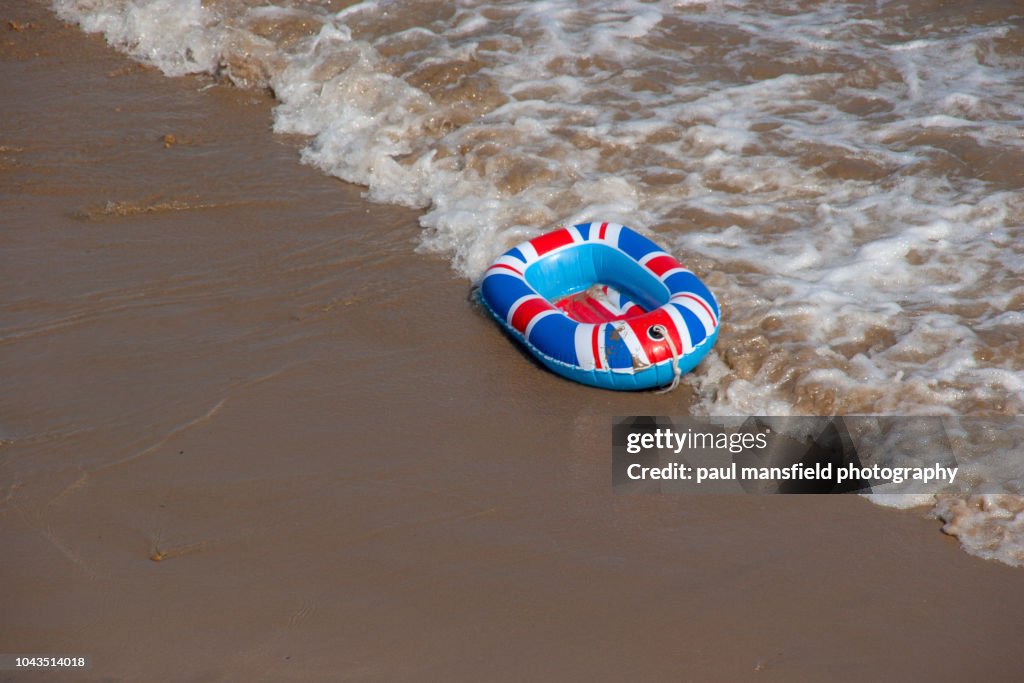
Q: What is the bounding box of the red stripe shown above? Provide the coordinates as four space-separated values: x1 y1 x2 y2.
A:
558 298 609 324
677 293 718 326
591 325 602 370
510 297 555 334
487 263 523 277
644 254 681 278
586 298 617 320
598 222 608 240
627 311 682 364
530 228 574 257
555 293 643 323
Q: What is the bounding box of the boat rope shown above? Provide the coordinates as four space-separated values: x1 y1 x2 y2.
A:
652 324 682 394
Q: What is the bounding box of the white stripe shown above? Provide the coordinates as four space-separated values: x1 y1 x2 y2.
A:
603 223 623 247
486 254 527 275
567 225 585 244
660 267 692 281
639 250 671 266
574 323 597 371
595 286 627 316
518 240 538 263
605 288 622 310
674 295 717 334
505 294 535 326
663 304 694 353
613 321 651 368
607 296 636 317
525 309 559 340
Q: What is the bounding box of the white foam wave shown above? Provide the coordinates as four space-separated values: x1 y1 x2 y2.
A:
55 0 1024 566
55 0 220 76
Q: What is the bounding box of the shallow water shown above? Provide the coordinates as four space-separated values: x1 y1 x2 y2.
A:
52 0 1024 565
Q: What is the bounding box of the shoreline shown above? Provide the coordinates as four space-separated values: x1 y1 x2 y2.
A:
3 3 1024 681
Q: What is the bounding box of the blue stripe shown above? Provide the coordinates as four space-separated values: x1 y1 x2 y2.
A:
664 273 719 317
672 303 708 346
528 314 578 366
574 223 591 241
604 325 635 370
506 247 526 263
480 273 534 320
616 228 660 262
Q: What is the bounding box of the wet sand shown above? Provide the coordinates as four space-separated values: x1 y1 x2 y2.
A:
2 3 1023 681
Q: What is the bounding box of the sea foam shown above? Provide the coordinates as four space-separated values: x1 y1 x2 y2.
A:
54 0 1024 567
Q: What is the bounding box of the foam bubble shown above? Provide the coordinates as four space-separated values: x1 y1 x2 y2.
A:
55 0 220 76
935 495 1024 567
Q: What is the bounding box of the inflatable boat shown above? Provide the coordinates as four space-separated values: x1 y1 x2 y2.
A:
479 222 720 391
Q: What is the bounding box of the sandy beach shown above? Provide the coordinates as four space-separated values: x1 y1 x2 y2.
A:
2 3 1023 681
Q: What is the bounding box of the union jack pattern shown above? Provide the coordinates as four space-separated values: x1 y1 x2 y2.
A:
480 222 720 390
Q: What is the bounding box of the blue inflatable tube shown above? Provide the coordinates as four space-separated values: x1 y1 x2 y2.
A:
479 222 721 391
